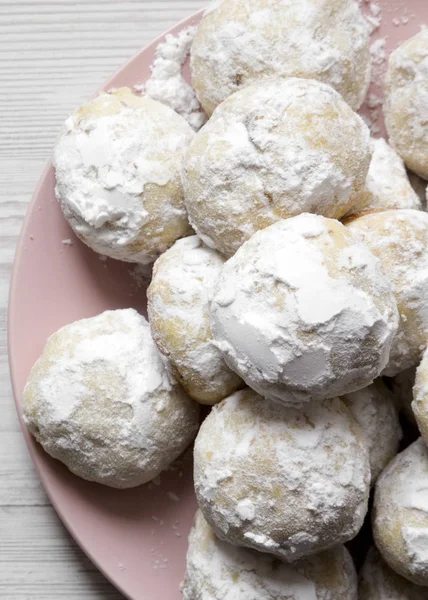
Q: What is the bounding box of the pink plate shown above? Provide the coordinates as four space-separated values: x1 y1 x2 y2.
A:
7 3 427 599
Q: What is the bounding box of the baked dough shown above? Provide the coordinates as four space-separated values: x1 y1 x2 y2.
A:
194 388 370 561
54 87 194 264
23 309 200 488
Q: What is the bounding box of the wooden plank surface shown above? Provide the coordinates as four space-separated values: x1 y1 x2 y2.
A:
0 2 204 597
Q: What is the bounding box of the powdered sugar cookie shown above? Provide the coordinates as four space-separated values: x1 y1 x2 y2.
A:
23 309 200 488
359 547 427 600
346 210 428 375
373 438 428 587
350 137 422 215
54 87 194 264
191 0 370 115
148 236 242 405
385 30 428 179
183 78 371 257
412 348 428 446
211 214 398 407
341 380 402 485
182 511 358 600
194 388 370 562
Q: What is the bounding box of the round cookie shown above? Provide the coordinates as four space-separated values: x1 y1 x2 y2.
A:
341 380 402 485
384 30 428 179
183 78 371 257
191 0 370 115
350 137 422 215
194 388 370 562
359 546 427 600
346 209 428 375
373 438 428 586
412 348 428 446
54 87 194 264
211 214 399 407
23 309 200 488
182 511 358 600
148 236 242 405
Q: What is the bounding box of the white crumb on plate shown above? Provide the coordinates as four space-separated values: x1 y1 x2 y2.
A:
135 26 207 130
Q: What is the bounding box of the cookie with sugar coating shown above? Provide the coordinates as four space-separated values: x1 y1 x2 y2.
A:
373 438 428 587
346 209 428 376
23 309 200 488
412 348 428 446
385 30 428 179
182 510 358 600
341 379 402 485
211 214 399 407
359 546 427 600
183 78 371 257
194 388 370 562
148 236 242 405
191 0 370 115
350 137 422 215
54 87 194 264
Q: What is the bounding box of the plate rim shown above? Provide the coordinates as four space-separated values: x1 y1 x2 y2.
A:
7 8 205 600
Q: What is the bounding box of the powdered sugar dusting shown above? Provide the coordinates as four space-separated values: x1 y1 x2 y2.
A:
341 380 402 485
148 236 242 404
374 438 428 582
359 547 427 599
184 78 371 258
384 29 428 179
23 309 200 488
194 390 370 561
350 137 422 214
211 214 399 406
182 512 358 599
137 26 207 130
53 88 194 264
192 0 371 114
347 210 428 375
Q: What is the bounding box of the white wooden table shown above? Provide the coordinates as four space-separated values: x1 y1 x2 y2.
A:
0 2 204 597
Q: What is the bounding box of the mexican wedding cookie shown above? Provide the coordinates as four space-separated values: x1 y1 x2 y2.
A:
53 87 194 264
341 380 402 485
373 438 428 586
211 214 399 406
351 137 422 215
412 348 428 446
359 547 427 600
346 210 428 375
182 511 358 600
191 0 371 115
148 236 242 405
194 389 370 561
22 309 200 488
183 78 371 257
385 30 428 179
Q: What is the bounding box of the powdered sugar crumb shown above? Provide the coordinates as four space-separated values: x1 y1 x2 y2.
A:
360 0 382 34
370 38 386 83
136 26 207 130
61 238 73 246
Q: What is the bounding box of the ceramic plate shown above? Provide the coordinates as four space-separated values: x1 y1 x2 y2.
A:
8 3 426 599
